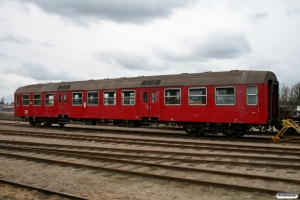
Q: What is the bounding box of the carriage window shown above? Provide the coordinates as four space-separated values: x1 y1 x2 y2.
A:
165 89 181 105
22 94 30 106
16 94 20 106
64 94 67 103
72 92 82 105
152 91 156 103
58 94 62 103
88 91 98 105
215 87 235 105
33 94 41 106
122 90 135 105
247 86 258 105
45 94 54 106
104 91 116 105
189 88 207 105
143 92 148 103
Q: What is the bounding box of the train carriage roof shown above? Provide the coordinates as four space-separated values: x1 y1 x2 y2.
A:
15 70 277 93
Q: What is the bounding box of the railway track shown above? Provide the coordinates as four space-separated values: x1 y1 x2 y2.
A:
1 129 300 156
1 142 299 195
0 178 90 200
1 140 300 169
1 128 300 197
2 120 300 144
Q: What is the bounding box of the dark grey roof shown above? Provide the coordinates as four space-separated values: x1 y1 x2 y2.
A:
15 70 277 93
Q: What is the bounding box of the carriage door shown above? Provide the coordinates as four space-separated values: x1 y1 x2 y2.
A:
57 93 69 116
139 89 160 119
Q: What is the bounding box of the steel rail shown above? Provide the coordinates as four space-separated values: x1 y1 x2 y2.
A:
0 178 91 200
3 122 300 143
2 119 300 140
1 139 300 163
0 151 297 196
1 145 300 185
1 129 299 151
1 130 300 156
2 144 300 170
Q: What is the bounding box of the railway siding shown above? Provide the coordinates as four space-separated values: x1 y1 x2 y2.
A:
0 123 299 199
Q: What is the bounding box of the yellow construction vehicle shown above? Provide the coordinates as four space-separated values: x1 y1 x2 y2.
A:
271 119 300 142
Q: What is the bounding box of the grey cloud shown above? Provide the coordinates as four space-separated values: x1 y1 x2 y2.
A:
0 34 31 44
161 33 251 62
41 42 53 47
4 62 76 81
0 54 9 58
286 6 300 16
248 58 280 70
92 51 159 71
11 0 194 25
252 12 267 23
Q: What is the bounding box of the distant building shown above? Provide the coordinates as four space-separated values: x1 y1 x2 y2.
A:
1 104 14 112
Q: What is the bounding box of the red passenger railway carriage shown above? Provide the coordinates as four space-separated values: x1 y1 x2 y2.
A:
14 70 279 138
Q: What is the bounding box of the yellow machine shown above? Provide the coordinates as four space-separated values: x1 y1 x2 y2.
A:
271 119 300 142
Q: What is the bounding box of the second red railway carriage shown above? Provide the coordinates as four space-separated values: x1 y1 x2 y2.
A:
14 70 279 138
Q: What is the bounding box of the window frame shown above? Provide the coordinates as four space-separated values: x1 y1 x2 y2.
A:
45 93 54 106
33 93 41 106
122 90 136 106
72 92 83 106
188 87 207 106
87 91 99 106
164 88 181 106
215 86 236 106
246 85 258 106
104 90 116 106
22 94 30 106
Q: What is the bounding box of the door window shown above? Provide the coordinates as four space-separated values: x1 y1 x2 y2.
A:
58 94 62 103
16 94 19 106
151 92 156 103
143 92 148 103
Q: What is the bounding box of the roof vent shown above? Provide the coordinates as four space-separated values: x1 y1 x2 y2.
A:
58 85 71 90
141 80 161 86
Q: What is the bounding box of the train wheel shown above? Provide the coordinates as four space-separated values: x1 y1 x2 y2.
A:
185 125 198 136
29 121 35 126
43 121 52 127
59 123 66 128
226 131 240 138
199 131 206 136
187 131 198 136
119 121 125 127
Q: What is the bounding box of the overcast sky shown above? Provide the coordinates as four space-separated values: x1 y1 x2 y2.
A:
0 0 300 103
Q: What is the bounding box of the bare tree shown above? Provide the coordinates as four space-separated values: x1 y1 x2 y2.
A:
290 82 300 105
279 82 300 106
0 97 4 104
279 82 290 105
